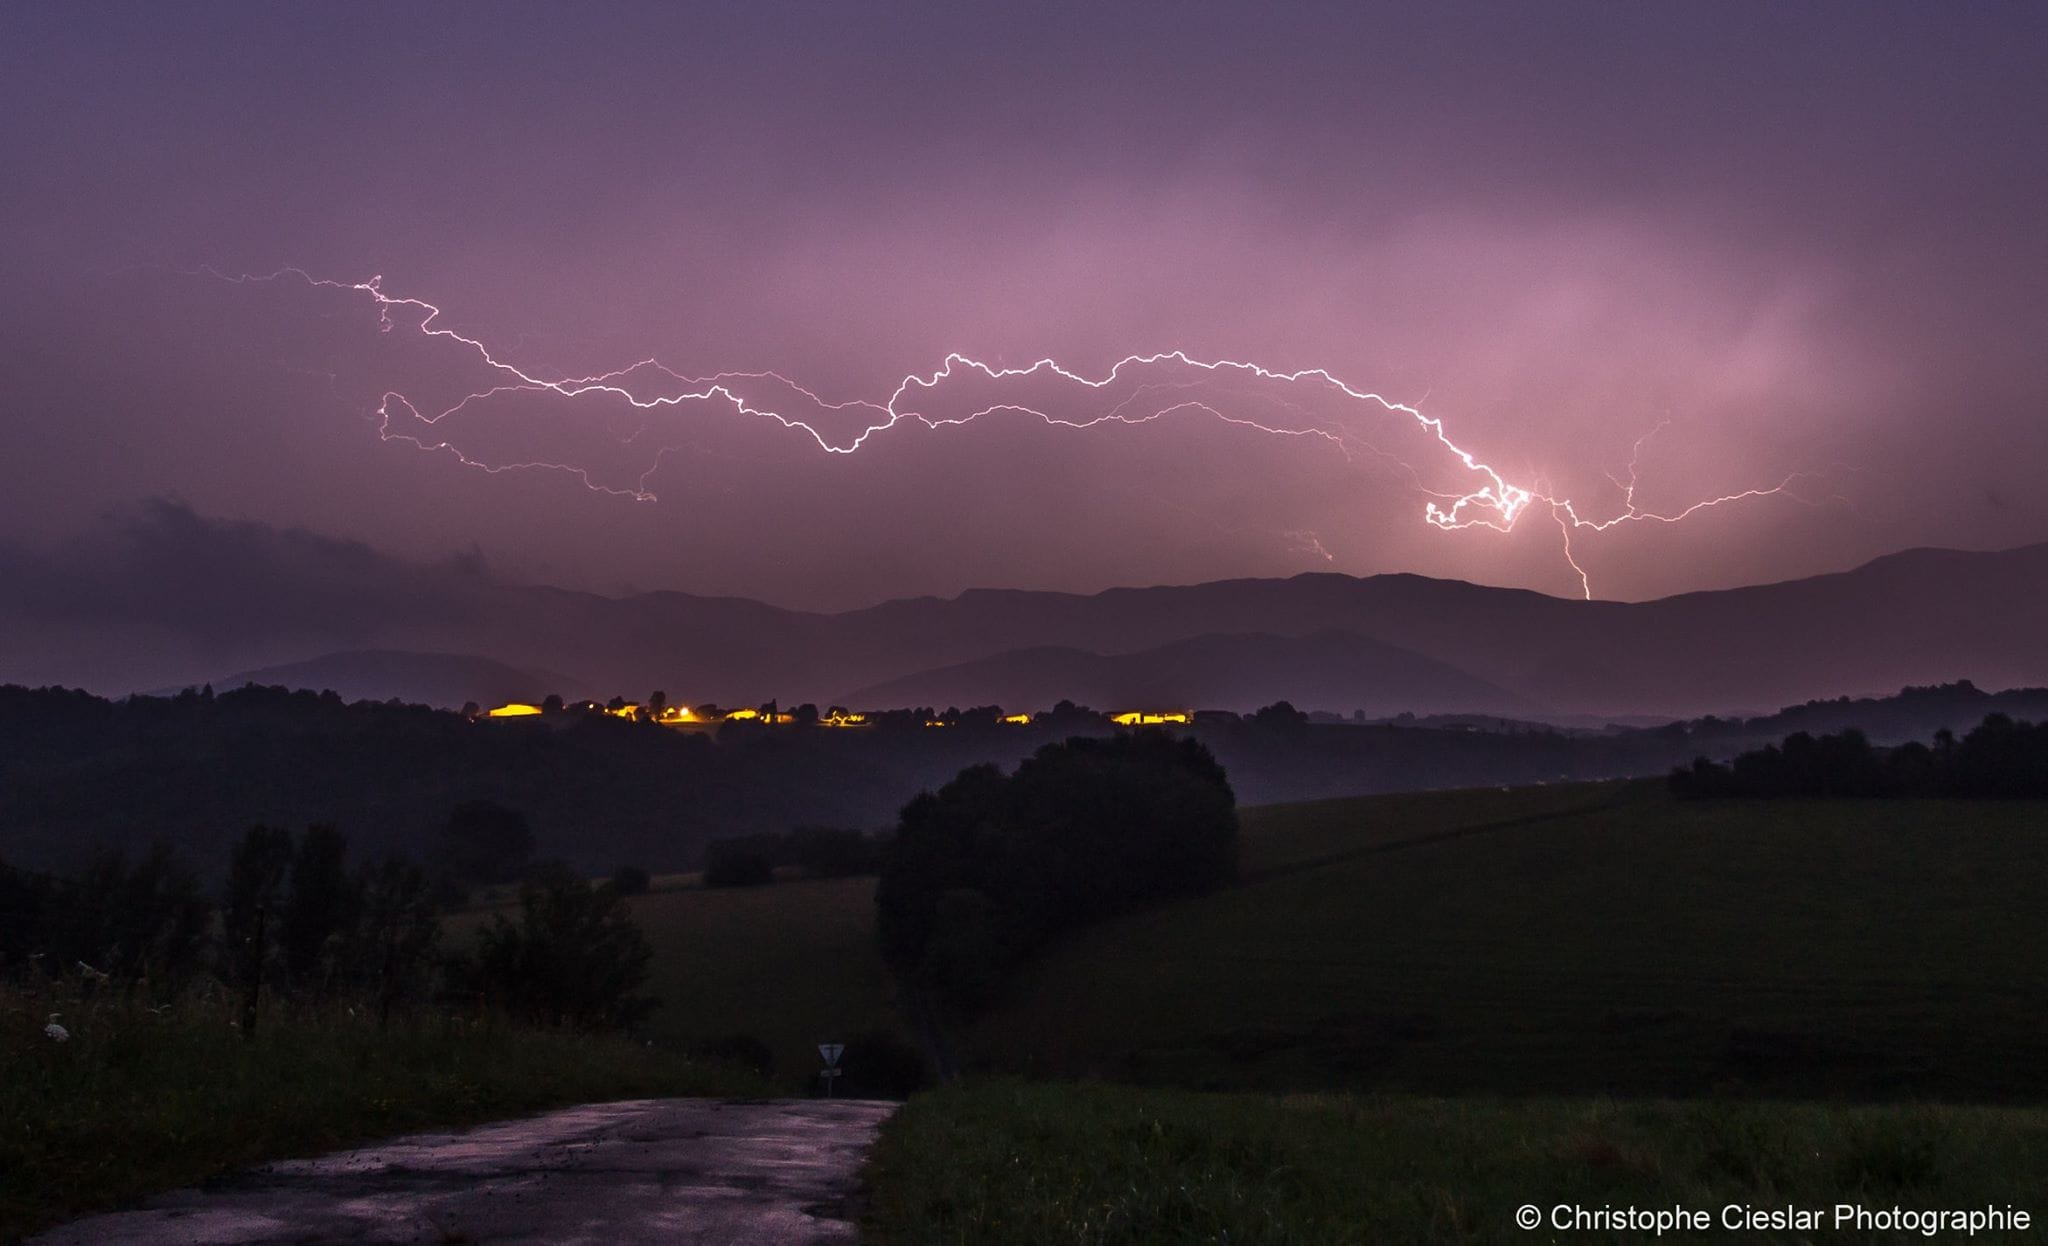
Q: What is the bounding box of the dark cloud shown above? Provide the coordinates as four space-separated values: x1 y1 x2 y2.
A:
0 500 496 689
0 3 2043 635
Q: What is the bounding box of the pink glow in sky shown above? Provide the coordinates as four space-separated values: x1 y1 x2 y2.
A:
2 3 2044 611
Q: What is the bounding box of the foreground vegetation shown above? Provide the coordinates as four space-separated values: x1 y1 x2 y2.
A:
864 1080 2048 1244
0 987 767 1241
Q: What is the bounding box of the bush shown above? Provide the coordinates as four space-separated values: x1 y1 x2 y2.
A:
610 864 652 896
0 845 210 993
473 864 656 1029
703 841 775 888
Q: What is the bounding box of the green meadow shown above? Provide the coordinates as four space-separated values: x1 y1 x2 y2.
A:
855 780 2048 1240
862 1080 2048 1244
623 873 905 1081
598 778 2048 1102
965 781 2048 1101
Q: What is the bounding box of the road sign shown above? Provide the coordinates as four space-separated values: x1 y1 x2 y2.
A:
818 1043 844 1068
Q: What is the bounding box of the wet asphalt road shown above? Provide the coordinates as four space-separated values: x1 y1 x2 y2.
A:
29 1098 897 1245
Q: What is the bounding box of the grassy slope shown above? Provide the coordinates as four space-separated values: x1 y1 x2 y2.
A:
864 1080 2048 1244
966 781 2048 1100
0 993 767 1241
624 874 901 1079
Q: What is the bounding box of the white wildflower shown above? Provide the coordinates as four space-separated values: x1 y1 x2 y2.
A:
44 1013 70 1043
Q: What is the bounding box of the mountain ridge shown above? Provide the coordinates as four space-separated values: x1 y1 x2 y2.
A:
8 503 2042 719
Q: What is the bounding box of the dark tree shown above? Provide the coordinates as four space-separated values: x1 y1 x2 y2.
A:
875 763 1012 970
1671 713 2048 800
610 864 652 895
1251 700 1310 730
219 825 293 985
876 731 1237 1016
279 824 359 992
474 864 656 1029
51 845 211 989
347 855 440 1016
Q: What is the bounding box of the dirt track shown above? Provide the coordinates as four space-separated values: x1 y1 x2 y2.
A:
30 1098 896 1245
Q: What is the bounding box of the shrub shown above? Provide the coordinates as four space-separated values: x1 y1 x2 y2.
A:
1 845 211 993
473 864 656 1029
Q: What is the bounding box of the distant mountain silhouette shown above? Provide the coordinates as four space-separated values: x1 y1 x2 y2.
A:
844 630 1533 716
7 503 2045 718
200 650 576 710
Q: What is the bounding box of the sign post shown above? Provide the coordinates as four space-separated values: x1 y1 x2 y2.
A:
817 1042 844 1098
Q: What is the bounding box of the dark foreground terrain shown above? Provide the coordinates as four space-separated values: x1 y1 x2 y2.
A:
30 1098 894 1246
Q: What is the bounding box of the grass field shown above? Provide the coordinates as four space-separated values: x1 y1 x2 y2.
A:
863 1080 2048 1244
0 988 768 1241
448 871 903 1085
623 874 902 1082
964 781 2048 1101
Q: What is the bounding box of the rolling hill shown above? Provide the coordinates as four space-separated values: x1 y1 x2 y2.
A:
844 629 1533 716
201 649 577 710
7 502 2045 718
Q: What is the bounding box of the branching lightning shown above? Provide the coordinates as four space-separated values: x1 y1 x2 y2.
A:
202 266 1821 599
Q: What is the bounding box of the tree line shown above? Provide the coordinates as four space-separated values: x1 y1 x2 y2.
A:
0 805 658 1031
1670 713 2048 799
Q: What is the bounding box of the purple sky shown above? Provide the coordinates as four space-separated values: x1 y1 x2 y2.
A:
3 2 2045 611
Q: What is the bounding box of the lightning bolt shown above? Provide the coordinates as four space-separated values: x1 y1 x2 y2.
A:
197 266 1824 599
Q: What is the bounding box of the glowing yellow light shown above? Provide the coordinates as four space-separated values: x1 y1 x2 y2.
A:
1112 711 1190 726
1000 713 1032 725
822 711 869 727
486 703 543 717
723 708 760 721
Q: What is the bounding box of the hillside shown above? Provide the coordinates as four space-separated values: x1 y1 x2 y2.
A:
5 503 2046 718
203 649 577 710
843 629 1532 716
963 781 2048 1101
